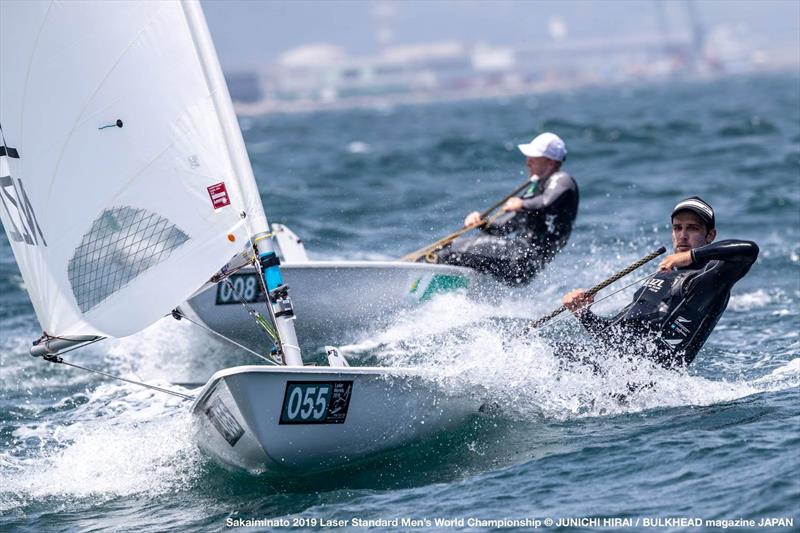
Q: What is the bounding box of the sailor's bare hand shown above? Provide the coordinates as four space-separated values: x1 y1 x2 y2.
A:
464 211 483 228
563 289 593 314
502 197 524 212
659 251 692 271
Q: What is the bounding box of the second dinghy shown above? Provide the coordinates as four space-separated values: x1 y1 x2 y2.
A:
183 255 474 350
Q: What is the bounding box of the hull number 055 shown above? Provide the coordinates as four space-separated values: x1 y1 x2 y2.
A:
280 381 352 424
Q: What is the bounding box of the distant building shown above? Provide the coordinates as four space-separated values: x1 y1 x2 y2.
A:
225 6 793 115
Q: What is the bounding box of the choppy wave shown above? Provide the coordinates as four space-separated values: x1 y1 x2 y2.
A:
0 383 199 513
341 291 797 424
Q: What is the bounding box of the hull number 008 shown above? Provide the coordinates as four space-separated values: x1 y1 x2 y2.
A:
215 273 262 304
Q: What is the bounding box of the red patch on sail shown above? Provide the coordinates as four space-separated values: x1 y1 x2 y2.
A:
207 182 231 209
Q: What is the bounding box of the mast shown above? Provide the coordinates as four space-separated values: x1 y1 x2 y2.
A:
0 0 301 363
180 0 302 365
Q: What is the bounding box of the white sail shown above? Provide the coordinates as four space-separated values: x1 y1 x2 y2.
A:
0 0 268 338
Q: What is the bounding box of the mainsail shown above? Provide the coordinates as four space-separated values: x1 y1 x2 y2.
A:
0 0 270 339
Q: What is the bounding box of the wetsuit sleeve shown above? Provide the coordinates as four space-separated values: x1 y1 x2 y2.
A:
690 240 759 282
520 174 575 212
482 210 517 236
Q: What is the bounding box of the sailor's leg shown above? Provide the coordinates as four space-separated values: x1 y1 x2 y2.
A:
436 233 509 274
492 241 548 286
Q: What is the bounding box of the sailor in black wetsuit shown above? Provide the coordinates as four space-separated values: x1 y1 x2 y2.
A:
436 132 579 286
563 197 758 368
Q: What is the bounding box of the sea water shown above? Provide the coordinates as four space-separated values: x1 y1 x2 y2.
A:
1 73 798 531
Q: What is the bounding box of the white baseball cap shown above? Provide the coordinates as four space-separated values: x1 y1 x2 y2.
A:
517 132 567 161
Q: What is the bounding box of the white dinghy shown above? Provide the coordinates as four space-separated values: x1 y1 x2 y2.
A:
183 228 475 349
193 364 478 472
0 0 482 473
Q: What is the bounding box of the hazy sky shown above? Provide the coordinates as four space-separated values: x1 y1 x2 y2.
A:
201 0 800 70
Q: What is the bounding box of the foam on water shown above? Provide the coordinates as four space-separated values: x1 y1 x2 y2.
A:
342 291 799 424
751 357 800 389
0 381 201 511
0 319 209 510
728 289 783 311
103 316 227 384
346 141 371 154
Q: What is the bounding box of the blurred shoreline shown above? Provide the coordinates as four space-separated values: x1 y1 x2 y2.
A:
232 66 800 116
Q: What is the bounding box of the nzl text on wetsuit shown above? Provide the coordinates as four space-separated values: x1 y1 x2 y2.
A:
438 171 579 286
576 240 759 367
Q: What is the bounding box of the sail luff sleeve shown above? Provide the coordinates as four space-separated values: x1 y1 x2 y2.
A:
179 0 269 237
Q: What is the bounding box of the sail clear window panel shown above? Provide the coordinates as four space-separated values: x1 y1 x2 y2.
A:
68 206 189 312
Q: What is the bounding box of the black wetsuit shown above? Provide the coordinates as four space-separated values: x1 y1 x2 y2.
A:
576 240 759 368
437 171 579 286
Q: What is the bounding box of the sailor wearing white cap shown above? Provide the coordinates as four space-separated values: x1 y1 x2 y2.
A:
516 131 568 161
438 132 578 286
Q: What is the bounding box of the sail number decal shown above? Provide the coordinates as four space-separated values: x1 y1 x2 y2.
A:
215 273 262 304
280 381 353 424
0 136 47 247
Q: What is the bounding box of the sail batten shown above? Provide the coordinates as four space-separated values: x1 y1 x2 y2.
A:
0 0 269 339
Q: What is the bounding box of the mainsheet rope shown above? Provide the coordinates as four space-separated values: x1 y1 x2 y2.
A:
400 176 535 263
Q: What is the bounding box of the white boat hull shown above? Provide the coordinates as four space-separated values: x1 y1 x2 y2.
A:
183 261 475 348
191 365 481 473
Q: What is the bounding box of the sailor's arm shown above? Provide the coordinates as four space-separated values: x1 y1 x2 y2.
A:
692 239 759 267
467 173 575 230
563 289 622 337
659 240 759 278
